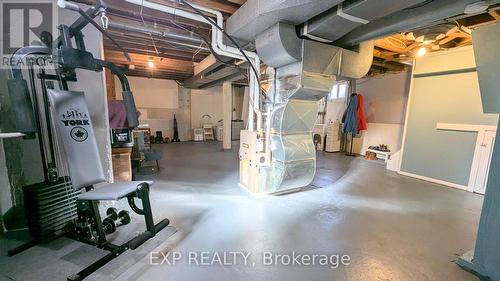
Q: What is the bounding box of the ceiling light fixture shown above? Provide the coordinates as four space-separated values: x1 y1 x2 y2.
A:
417 47 427 57
148 57 155 68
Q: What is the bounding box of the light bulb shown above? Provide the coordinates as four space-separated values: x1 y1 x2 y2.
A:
417 47 427 57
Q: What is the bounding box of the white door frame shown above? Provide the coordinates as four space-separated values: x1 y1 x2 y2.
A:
436 123 497 192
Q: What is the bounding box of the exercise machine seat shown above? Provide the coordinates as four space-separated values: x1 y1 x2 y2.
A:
78 181 153 201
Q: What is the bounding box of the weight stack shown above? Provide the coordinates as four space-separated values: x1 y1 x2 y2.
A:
23 177 81 238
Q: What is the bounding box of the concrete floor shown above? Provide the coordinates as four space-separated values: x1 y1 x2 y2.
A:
1 141 484 281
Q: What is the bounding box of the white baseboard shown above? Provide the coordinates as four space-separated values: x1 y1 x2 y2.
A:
397 171 468 191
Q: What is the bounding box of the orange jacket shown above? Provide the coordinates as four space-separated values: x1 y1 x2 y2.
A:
356 94 367 132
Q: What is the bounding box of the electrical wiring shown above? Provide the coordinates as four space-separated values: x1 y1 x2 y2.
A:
178 0 266 100
140 0 160 55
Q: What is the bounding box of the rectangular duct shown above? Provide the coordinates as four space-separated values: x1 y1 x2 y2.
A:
251 23 373 193
300 0 427 42
226 0 344 42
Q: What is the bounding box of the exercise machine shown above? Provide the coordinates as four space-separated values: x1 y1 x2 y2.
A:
1 1 170 280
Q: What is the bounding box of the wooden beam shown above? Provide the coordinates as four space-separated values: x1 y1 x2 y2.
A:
104 50 194 74
105 68 116 100
374 35 408 53
371 60 406 72
73 0 212 32
227 0 246 4
125 70 192 80
489 10 500 20
438 32 470 45
104 44 206 63
171 0 241 15
373 48 397 61
402 42 420 53
105 31 208 52
104 34 205 54
106 14 210 40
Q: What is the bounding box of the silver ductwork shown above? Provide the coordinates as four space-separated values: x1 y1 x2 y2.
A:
334 0 500 47
299 0 427 43
180 54 247 89
226 0 344 42
255 23 373 193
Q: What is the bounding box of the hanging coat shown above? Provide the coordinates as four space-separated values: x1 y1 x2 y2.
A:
342 94 358 134
356 94 367 132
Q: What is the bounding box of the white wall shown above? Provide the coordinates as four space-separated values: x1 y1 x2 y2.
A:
114 77 225 140
115 77 179 109
114 77 191 140
191 86 223 128
325 100 346 124
352 72 411 156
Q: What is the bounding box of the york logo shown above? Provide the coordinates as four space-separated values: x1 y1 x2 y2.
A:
62 119 90 126
62 108 88 120
70 126 88 142
61 108 90 127
1 1 55 55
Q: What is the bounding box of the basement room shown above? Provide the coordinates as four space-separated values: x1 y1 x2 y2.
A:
1 0 500 280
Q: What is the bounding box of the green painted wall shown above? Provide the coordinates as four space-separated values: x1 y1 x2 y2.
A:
401 47 498 186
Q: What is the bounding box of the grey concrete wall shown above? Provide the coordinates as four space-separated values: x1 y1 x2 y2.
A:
0 68 12 219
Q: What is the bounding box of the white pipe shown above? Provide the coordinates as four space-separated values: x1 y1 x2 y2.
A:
0 132 26 139
125 0 271 162
188 2 262 131
125 0 262 130
125 0 207 23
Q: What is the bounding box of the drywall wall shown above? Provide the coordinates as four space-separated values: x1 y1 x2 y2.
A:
354 123 405 154
325 100 346 124
113 76 191 141
360 72 410 124
113 77 226 140
351 72 411 155
191 86 224 129
114 76 179 109
400 46 498 186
